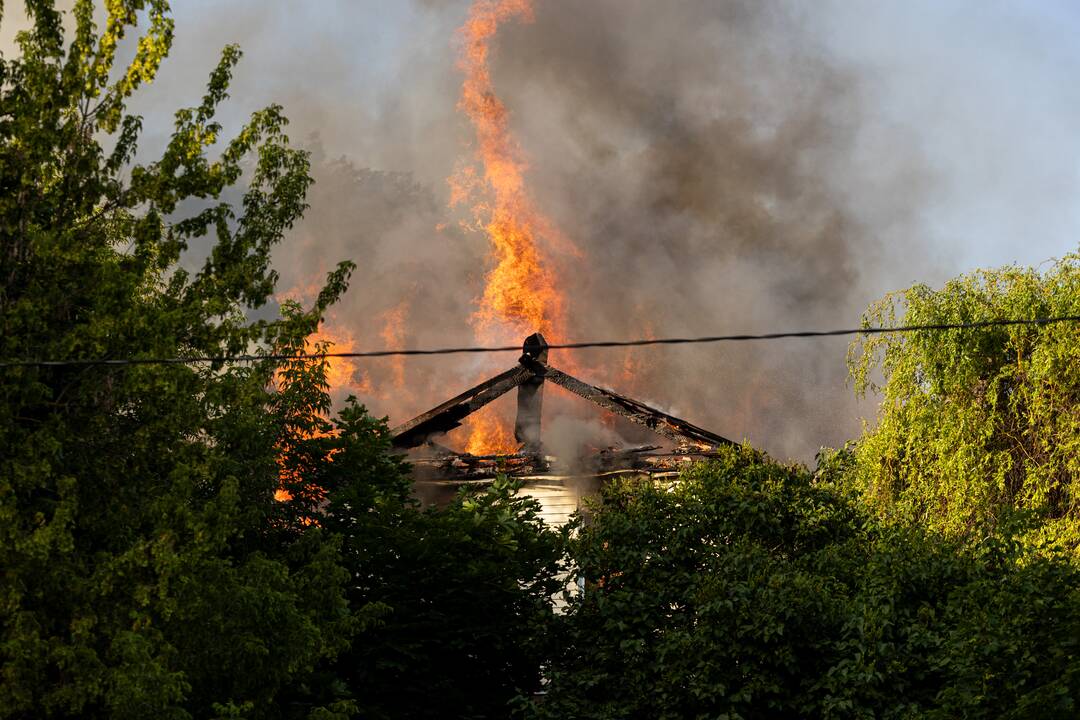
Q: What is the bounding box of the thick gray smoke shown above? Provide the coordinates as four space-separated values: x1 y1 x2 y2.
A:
3 0 941 460
263 0 932 460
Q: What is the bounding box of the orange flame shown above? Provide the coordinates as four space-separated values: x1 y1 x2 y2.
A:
272 280 373 503
309 324 373 395
464 404 520 456
276 325 372 503
275 282 374 399
379 300 410 391
452 0 573 344
453 0 582 454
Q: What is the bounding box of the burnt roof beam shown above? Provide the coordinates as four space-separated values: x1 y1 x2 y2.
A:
523 358 735 452
390 364 534 449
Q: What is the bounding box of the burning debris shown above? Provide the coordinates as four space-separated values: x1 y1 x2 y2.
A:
394 334 735 509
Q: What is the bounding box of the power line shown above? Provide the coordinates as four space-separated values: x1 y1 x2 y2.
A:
2 315 1078 369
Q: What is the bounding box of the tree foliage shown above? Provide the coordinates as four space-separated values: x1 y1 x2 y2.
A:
0 1 369 717
318 476 565 720
533 448 1080 719
7 3 1080 719
848 256 1080 544
0 5 570 717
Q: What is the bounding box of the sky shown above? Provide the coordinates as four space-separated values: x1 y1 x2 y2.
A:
3 1 1079 460
6 1 1078 272
112 0 1080 273
819 0 1080 270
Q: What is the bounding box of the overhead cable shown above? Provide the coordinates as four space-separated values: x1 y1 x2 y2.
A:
2 314 1078 369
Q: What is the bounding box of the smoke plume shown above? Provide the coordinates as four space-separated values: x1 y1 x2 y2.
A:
264 0 931 460
5 0 939 460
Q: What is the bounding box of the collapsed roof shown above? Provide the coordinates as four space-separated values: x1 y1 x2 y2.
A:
391 333 734 460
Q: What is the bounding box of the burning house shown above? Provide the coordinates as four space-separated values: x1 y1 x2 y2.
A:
292 1 742 511
393 333 734 524
382 3 738 521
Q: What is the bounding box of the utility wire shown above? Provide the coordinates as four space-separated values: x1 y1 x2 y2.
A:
2 315 1078 369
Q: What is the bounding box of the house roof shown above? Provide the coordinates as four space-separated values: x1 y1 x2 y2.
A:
390 333 734 454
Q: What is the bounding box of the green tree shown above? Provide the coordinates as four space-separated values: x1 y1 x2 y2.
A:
265 399 569 718
319 476 566 720
534 447 1080 719
0 2 362 717
0 4 569 718
848 255 1080 546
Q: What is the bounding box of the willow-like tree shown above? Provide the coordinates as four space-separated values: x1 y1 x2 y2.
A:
848 255 1080 547
535 447 1080 718
0 2 374 717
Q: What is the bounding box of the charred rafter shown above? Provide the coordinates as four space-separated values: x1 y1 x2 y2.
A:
392 333 735 454
409 446 733 484
520 357 734 451
390 365 534 449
